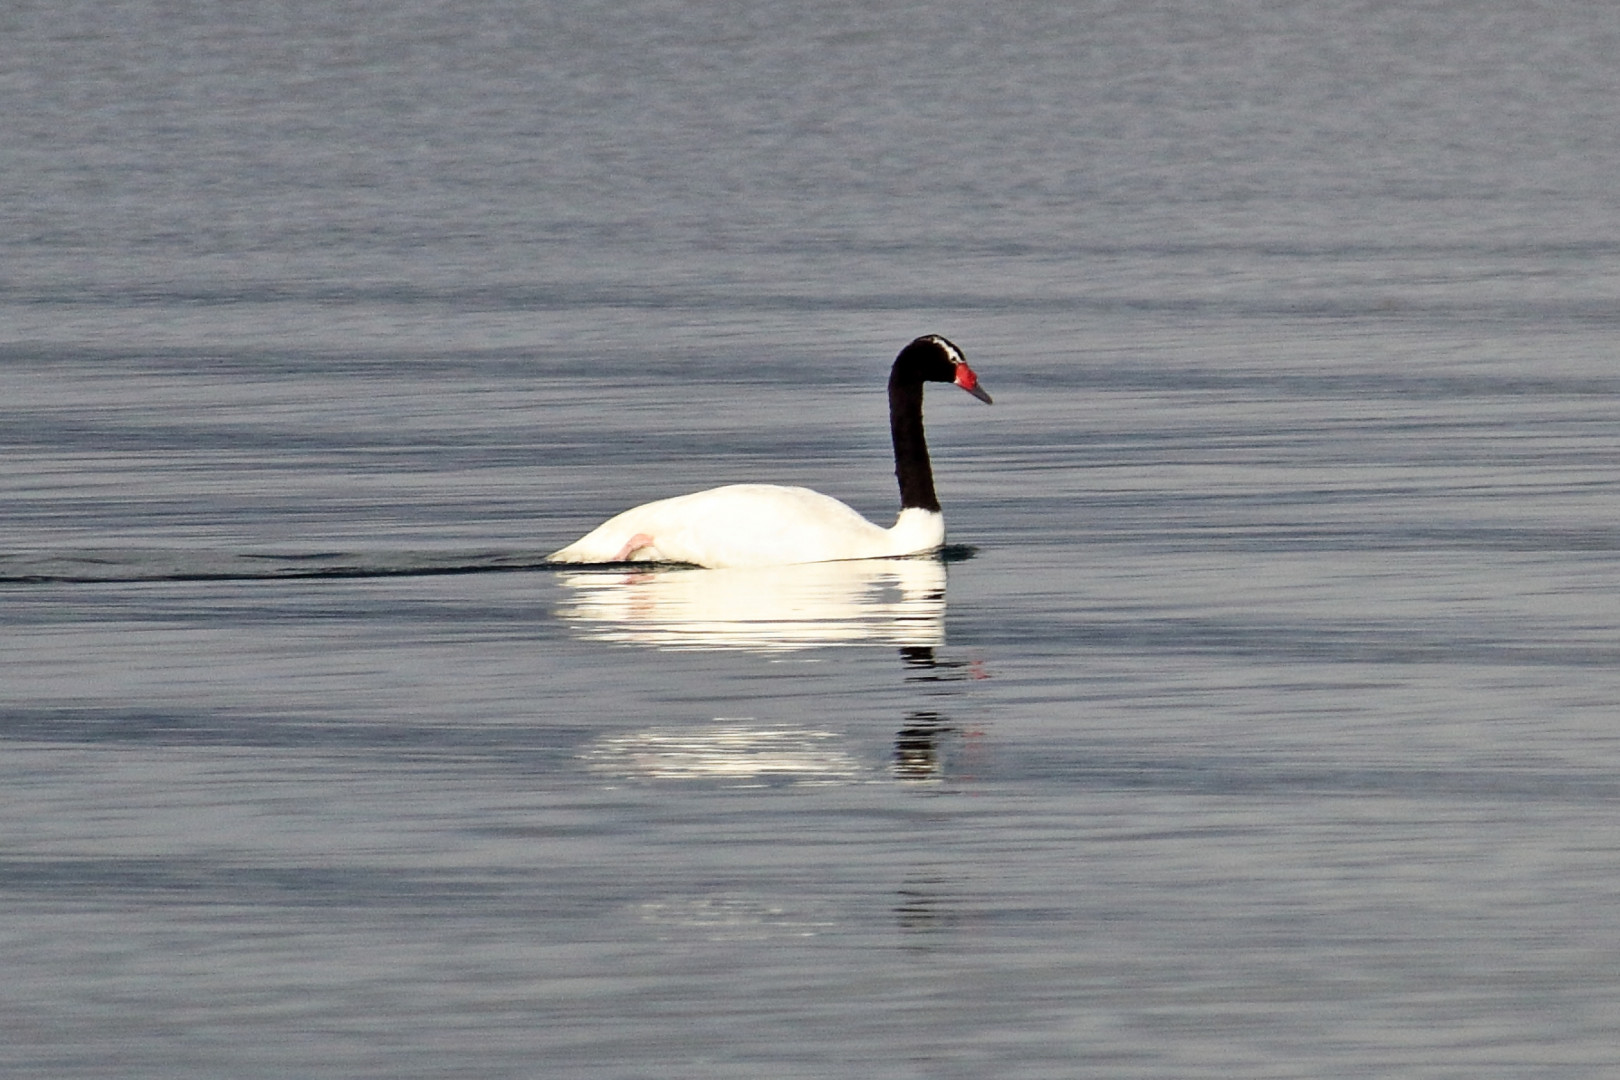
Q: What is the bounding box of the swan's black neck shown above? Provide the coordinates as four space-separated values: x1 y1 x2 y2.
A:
889 363 939 513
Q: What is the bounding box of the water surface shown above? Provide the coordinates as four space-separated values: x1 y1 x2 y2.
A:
5 1 1620 1076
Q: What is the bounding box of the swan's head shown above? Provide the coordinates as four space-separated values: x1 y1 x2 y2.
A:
898 334 993 404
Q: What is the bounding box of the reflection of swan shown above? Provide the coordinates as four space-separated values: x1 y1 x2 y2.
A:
555 557 946 651
636 893 838 939
583 723 863 784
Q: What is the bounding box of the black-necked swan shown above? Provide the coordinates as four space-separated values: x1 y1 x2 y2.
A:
549 334 991 569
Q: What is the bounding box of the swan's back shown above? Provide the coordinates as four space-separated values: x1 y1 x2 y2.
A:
549 484 942 569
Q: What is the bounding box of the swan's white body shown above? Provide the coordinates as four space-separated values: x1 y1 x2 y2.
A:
549 484 944 569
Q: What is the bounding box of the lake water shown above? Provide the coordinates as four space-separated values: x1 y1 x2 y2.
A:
5 1 1620 1076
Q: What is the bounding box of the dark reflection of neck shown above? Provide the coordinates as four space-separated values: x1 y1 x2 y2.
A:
895 873 961 949
893 710 952 781
900 645 937 669
900 646 979 682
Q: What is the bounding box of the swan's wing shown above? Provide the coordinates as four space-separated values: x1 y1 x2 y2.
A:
551 484 897 568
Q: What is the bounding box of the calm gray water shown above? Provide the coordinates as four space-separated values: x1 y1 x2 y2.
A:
5 1 1620 1076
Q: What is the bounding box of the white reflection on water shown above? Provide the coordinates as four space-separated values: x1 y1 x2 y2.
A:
636 894 839 940
554 557 947 651
582 722 865 785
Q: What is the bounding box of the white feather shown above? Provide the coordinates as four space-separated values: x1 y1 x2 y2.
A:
549 484 944 569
